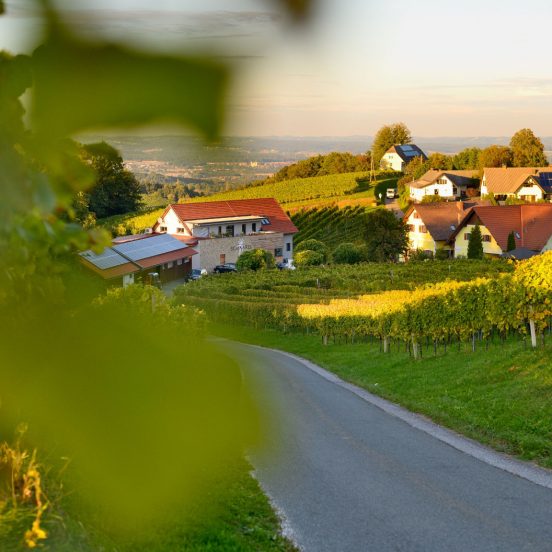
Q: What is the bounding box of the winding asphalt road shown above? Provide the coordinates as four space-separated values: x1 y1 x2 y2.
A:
220 340 552 552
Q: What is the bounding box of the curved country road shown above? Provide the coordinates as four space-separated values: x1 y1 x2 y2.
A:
219 340 552 552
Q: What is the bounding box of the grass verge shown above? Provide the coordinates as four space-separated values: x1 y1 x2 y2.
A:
212 324 552 470
2 458 297 552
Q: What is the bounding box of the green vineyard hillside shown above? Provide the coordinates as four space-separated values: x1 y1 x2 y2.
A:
291 205 368 249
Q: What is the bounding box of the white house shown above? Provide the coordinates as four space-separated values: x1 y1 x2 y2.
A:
480 167 552 202
380 144 427 172
409 170 479 202
153 198 298 272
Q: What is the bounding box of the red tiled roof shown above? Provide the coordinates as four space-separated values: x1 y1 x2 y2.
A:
483 167 550 195
404 201 489 241
137 247 197 269
451 204 552 251
166 198 298 234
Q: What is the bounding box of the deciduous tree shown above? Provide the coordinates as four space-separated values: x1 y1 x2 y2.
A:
510 128 548 167
81 141 142 219
371 122 412 167
363 208 408 262
479 145 513 169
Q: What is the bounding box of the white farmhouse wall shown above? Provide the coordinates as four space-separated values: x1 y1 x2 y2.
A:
516 184 543 201
159 208 186 235
410 176 460 202
381 153 404 172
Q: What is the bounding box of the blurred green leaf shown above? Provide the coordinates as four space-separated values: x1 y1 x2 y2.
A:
31 27 227 140
0 1 4 16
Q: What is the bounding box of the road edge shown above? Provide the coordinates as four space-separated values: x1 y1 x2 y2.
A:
225 339 552 492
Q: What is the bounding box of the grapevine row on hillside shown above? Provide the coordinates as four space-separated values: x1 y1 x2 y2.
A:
185 172 370 205
291 205 368 248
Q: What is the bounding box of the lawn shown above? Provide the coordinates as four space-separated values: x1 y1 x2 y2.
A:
212 324 552 470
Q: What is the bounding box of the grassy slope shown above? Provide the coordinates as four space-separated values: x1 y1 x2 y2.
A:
97 172 400 236
212 325 552 470
16 460 296 552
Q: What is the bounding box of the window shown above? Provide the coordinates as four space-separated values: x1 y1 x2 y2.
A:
220 254 226 265
177 227 185 233
252 222 257 232
242 223 247 234
452 186 458 196
438 178 447 185
408 224 415 232
160 226 167 232
419 225 427 233
434 189 439 195
218 226 222 236
482 235 491 242
274 248 283 257
226 225 235 237
286 242 291 252
413 212 420 219
167 262 173 269
464 233 471 241
261 218 270 225
176 259 182 265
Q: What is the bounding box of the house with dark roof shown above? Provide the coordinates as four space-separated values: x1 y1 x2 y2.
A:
403 201 488 257
480 167 552 202
380 144 427 172
80 233 197 286
409 170 479 202
449 204 552 258
153 198 298 272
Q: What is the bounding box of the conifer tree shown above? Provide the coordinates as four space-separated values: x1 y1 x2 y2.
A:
467 224 484 259
507 231 516 251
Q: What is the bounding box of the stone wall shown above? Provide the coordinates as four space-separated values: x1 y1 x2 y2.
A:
198 232 285 272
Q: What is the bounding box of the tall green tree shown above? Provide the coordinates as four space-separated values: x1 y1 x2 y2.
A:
371 122 412 167
467 224 484 259
509 128 548 167
452 147 481 170
81 141 142 219
428 152 453 170
363 208 408 262
479 145 513 169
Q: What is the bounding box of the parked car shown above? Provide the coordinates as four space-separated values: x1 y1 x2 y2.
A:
277 259 296 270
386 188 397 199
189 268 208 281
213 263 237 274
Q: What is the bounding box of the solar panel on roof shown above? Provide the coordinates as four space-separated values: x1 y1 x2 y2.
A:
539 172 552 188
404 151 419 157
79 248 129 270
112 233 186 262
401 145 414 151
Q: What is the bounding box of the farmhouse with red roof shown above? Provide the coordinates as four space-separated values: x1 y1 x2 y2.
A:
449 204 552 258
153 198 298 272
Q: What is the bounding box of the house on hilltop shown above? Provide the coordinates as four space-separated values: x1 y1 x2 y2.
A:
380 144 427 172
403 201 488 257
409 170 479 202
153 198 298 272
450 204 552 258
480 167 552 202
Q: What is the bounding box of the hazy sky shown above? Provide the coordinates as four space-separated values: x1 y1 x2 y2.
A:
3 0 552 136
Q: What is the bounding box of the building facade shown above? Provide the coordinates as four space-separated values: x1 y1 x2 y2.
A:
153 198 298 272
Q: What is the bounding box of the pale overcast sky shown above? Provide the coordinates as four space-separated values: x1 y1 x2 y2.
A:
2 0 552 136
